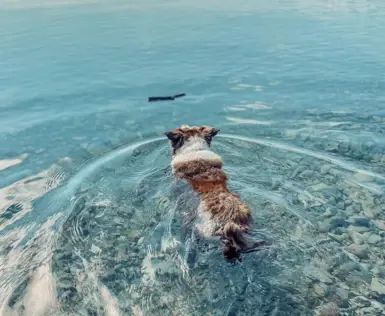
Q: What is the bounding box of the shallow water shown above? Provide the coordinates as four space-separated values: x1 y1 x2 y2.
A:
1 1 385 315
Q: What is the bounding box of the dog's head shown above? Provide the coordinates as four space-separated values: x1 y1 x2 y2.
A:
164 125 220 155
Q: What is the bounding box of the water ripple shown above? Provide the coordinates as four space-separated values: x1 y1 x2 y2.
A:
219 133 385 181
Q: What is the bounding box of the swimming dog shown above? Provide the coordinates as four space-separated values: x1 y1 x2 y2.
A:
165 125 265 261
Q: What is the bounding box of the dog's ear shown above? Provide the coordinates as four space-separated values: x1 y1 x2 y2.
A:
208 127 220 137
201 126 220 144
164 129 182 142
201 126 220 137
165 129 185 154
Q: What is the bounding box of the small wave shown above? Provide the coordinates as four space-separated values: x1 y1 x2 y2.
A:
64 137 164 196
226 106 247 112
0 164 65 230
230 83 264 91
243 102 272 110
226 117 274 125
299 120 346 127
0 154 28 172
219 134 385 181
228 102 272 111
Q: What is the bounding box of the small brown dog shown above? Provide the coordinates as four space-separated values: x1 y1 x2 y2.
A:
165 125 265 261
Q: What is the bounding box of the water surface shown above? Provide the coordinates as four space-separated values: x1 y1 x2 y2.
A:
1 1 385 315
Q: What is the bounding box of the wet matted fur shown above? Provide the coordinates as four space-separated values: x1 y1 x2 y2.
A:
164 125 265 261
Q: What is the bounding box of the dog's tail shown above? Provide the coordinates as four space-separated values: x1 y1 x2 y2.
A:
221 222 265 261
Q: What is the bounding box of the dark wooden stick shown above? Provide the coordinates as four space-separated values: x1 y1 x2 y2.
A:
148 93 186 102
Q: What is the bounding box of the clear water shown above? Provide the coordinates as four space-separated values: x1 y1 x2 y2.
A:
1 1 385 315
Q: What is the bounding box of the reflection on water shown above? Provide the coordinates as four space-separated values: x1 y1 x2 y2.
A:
1 0 385 315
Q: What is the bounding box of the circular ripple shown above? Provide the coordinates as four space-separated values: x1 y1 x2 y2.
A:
44 134 385 315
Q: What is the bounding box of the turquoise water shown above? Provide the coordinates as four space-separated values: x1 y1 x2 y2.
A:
1 1 385 315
